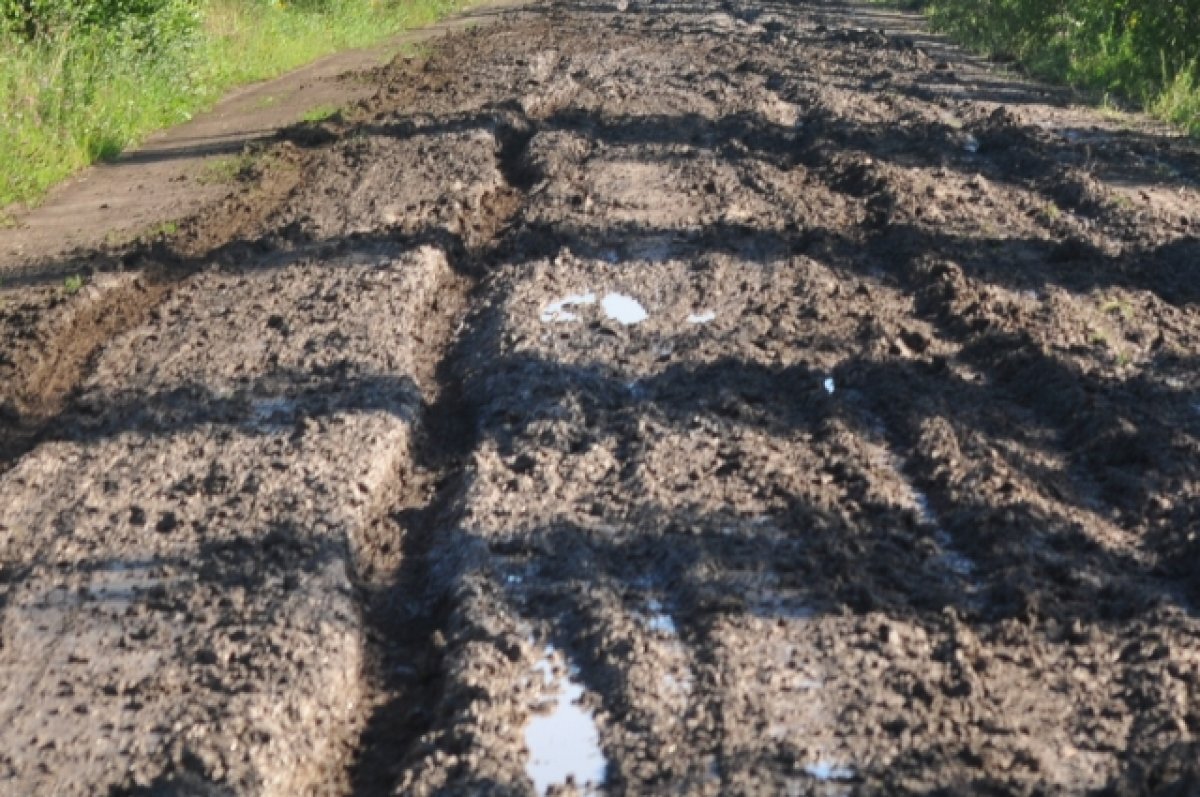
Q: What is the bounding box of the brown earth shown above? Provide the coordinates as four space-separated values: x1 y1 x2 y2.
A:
1 0 1199 795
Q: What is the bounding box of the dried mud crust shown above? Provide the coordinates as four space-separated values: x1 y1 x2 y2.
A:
0 0 1198 795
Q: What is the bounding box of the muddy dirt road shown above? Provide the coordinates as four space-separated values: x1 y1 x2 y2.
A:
2 0 1199 794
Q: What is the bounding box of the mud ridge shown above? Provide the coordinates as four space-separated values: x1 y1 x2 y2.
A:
0 273 166 474
0 148 308 475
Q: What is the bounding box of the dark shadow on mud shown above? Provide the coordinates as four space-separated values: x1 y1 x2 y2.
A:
351 98 1199 305
472 348 1198 607
105 134 276 167
52 371 422 444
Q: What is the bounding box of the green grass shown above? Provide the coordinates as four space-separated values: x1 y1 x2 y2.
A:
0 0 471 209
300 103 340 123
62 274 85 295
195 150 258 184
878 0 1200 137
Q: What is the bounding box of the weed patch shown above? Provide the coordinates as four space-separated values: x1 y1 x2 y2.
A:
300 104 340 124
195 151 257 185
62 274 84 295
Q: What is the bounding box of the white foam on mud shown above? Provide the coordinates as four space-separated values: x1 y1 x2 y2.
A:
526 646 607 796
823 378 836 395
804 761 856 781
541 292 596 323
601 293 647 325
687 310 716 325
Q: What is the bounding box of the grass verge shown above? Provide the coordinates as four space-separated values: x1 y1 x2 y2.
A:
0 0 469 209
878 0 1200 137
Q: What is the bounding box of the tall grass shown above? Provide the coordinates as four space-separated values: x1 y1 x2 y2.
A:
893 0 1200 136
0 0 465 208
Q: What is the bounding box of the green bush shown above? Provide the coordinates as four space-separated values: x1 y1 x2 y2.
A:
0 0 200 48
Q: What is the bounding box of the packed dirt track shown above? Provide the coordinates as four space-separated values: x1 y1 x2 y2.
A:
2 0 1200 794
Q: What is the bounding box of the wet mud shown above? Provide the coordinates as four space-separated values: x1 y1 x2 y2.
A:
1 0 1199 795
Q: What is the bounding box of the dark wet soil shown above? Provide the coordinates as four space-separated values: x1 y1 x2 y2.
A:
1 0 1198 795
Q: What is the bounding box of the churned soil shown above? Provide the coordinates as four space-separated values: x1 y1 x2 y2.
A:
0 0 1198 795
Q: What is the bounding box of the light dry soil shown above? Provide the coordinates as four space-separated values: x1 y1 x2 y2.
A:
1 0 1199 795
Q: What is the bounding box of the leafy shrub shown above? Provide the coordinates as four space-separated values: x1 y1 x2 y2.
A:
0 0 200 50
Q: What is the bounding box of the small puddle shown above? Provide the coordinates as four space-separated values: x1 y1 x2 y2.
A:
935 529 976 577
601 293 648 325
249 397 296 427
541 292 597 323
644 599 677 636
804 761 856 781
540 292 647 326
914 491 976 578
687 310 716 325
85 559 176 605
823 378 836 395
526 646 607 796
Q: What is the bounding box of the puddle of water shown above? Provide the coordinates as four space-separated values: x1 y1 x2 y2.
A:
526 646 607 796
935 530 976 577
601 293 648 325
644 599 678 636
823 378 836 395
687 310 716 325
541 292 597 323
647 613 677 635
914 491 977 578
662 672 688 693
963 134 980 154
83 560 175 604
249 397 296 426
804 761 856 781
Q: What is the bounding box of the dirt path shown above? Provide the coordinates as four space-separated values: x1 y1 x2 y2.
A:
1 0 1199 794
0 0 525 275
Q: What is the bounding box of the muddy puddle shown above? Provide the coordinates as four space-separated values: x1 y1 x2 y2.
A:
526 646 608 796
